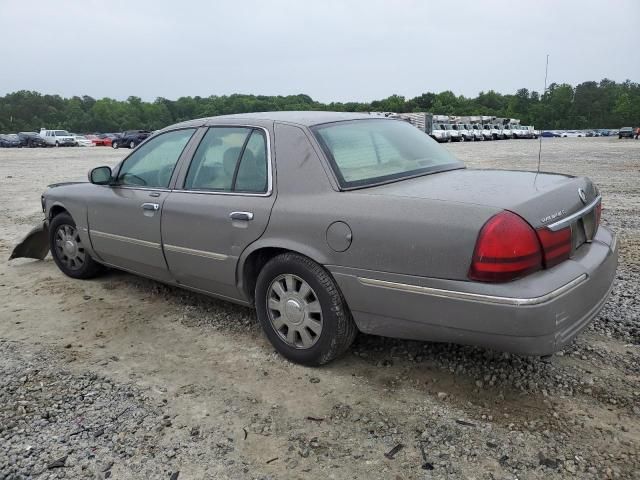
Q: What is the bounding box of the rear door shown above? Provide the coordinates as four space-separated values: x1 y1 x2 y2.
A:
88 128 197 281
161 125 275 300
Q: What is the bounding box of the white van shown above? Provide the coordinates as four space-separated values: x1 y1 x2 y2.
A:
39 128 77 147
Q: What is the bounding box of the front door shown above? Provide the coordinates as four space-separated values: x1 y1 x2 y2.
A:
161 126 275 300
88 128 197 281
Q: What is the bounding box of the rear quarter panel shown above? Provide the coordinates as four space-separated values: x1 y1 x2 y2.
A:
253 123 498 281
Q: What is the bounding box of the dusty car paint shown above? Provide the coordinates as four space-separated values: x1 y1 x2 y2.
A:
11 112 617 356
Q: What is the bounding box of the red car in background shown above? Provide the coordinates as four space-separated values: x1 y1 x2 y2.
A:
85 135 106 146
97 133 119 147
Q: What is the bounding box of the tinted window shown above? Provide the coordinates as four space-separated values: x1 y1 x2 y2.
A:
313 119 462 189
184 127 268 193
116 129 195 188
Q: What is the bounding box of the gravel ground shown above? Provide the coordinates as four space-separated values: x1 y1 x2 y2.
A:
0 137 639 479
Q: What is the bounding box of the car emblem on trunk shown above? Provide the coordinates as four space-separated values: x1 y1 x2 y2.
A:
578 188 587 204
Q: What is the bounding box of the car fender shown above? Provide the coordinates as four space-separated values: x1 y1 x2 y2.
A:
45 189 98 259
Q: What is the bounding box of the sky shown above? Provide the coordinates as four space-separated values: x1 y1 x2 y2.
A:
1 0 638 103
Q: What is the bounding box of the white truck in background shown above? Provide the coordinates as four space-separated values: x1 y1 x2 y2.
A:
39 128 76 147
394 113 451 143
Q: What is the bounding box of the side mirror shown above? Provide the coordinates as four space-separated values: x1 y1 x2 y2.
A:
89 166 112 185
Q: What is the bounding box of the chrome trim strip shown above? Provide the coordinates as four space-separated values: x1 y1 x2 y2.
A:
608 231 617 253
90 230 161 249
163 244 227 261
357 274 588 306
546 196 601 231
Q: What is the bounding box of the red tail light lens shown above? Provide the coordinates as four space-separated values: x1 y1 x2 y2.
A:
536 227 572 268
469 211 542 282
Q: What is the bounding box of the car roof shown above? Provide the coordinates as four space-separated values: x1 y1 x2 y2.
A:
170 111 380 129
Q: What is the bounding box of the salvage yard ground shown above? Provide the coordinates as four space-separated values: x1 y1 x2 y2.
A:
0 137 638 479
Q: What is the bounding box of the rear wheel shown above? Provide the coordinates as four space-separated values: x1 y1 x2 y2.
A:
49 213 104 279
112 141 119 149
129 141 135 149
255 253 357 366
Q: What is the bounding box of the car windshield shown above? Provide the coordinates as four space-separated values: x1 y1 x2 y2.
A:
313 119 463 189
55 130 70 136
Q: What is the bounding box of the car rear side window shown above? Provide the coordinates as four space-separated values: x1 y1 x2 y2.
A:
116 129 195 188
184 127 268 193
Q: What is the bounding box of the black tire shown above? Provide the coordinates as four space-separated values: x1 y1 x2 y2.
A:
255 252 357 366
129 141 135 149
112 141 119 149
55 141 59 147
49 212 104 279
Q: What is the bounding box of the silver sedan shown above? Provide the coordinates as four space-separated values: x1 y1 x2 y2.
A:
11 112 617 365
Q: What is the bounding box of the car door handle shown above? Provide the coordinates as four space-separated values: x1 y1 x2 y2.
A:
141 202 159 211
229 211 254 221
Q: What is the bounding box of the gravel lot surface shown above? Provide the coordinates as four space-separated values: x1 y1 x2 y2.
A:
1 137 638 479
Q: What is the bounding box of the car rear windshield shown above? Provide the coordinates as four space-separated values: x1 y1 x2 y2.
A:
312 119 463 189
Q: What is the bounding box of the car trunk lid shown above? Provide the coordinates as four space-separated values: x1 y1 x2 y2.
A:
361 168 601 253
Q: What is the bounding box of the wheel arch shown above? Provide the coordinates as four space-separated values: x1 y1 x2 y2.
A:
48 202 70 221
238 240 332 305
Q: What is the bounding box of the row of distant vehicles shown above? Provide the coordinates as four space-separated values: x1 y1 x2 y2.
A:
0 128 151 148
540 129 630 138
429 123 538 142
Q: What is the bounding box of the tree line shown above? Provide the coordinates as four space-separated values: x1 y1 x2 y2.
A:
0 78 638 134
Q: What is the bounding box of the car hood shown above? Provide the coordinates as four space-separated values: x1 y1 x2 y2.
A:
358 168 597 229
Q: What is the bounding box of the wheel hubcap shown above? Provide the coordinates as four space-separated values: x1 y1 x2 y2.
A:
54 224 85 271
267 274 323 349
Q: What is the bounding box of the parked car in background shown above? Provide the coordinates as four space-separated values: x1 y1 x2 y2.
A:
490 124 503 140
542 131 560 138
85 134 106 146
11 112 617 366
112 130 151 149
17 132 47 147
98 133 118 147
618 127 634 139
561 130 584 138
39 129 76 147
0 134 22 148
73 134 95 147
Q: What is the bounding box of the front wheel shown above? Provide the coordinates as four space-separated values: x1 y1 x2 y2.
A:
112 141 119 149
49 213 104 279
129 141 135 149
255 253 357 366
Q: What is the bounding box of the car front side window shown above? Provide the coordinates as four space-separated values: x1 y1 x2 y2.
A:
116 128 195 188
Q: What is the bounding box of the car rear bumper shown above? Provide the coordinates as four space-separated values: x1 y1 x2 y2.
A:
329 226 617 356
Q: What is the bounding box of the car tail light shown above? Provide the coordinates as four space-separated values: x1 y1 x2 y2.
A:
536 226 572 268
469 211 542 282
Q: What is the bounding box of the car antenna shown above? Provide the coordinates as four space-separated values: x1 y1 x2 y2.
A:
536 54 549 181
